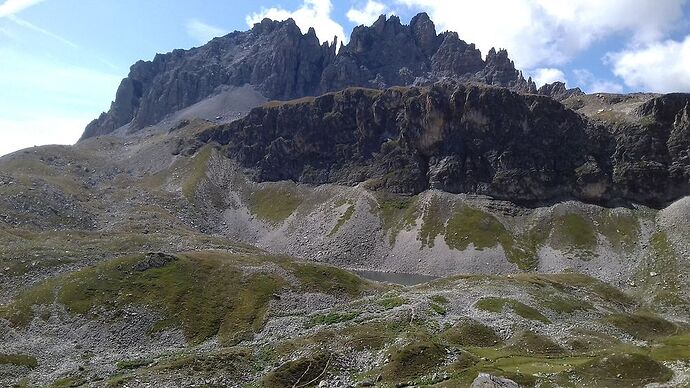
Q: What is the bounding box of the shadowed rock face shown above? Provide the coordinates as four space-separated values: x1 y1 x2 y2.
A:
81 13 581 140
192 82 690 207
82 19 338 139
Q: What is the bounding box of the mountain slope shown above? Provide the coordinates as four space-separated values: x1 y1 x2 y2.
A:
2 12 690 388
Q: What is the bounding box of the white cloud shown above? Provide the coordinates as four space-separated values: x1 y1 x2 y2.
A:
607 35 690 93
527 68 567 88
347 0 387 25
186 18 227 44
246 0 346 45
394 0 687 70
0 116 89 157
573 69 624 93
0 0 44 18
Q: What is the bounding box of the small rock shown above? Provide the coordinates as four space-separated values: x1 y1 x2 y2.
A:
650 271 658 277
470 373 519 387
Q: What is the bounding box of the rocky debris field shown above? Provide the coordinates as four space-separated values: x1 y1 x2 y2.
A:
0 114 689 386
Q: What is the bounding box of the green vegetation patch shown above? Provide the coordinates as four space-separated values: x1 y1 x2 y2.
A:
182 146 212 200
288 262 368 297
383 339 446 382
307 311 359 327
561 353 672 387
516 273 636 307
539 294 593 314
51 376 87 388
376 195 419 245
446 351 480 372
116 358 151 370
3 252 286 345
443 205 544 270
445 206 507 251
262 352 332 388
604 313 676 340
154 348 254 378
418 195 445 248
341 320 411 351
551 213 597 251
567 330 621 353
597 211 640 251
651 331 690 361
430 302 446 315
2 252 374 347
378 296 406 310
328 203 355 236
0 279 56 326
475 297 550 323
0 353 38 368
442 319 502 347
248 187 302 223
637 231 686 308
507 331 565 356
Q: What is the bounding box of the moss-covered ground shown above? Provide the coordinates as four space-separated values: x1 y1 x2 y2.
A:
0 250 374 346
248 187 303 223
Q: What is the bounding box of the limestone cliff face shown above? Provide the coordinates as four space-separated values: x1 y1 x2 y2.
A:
81 13 580 140
192 82 690 207
82 19 337 139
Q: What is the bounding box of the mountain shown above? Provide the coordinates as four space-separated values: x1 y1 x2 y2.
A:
81 13 581 140
188 81 690 207
1 12 689 388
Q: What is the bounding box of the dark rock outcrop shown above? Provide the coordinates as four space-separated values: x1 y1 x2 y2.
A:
537 81 583 101
133 252 178 271
81 13 577 140
191 82 690 207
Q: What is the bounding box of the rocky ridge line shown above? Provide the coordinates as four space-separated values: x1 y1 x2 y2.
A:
190 81 690 207
81 13 582 140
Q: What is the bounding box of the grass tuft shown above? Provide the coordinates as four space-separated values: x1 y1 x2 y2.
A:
0 353 38 368
604 313 676 340
442 319 502 347
378 296 406 310
383 339 446 382
307 312 359 327
475 297 550 323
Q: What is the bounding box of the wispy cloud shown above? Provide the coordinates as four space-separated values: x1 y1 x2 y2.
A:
573 69 624 94
347 1 388 26
246 0 346 45
0 0 44 18
186 18 226 44
8 14 78 48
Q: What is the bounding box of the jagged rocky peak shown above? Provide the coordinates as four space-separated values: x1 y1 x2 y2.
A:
82 17 336 139
537 81 583 101
81 12 581 140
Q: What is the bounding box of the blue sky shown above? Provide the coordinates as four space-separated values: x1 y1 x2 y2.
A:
1 0 689 156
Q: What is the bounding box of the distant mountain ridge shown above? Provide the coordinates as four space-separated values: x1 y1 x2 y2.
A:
81 12 582 140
